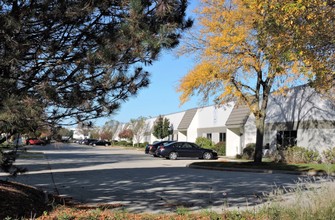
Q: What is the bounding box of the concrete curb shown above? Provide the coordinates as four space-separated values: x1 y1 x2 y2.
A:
187 164 335 177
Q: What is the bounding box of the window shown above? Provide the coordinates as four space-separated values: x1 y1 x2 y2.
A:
219 132 226 142
183 143 193 148
176 143 183 148
191 143 200 148
276 130 297 148
206 133 212 140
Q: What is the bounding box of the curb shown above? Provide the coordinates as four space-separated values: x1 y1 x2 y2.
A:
187 164 335 177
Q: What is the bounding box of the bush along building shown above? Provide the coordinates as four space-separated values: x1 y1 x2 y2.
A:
117 85 335 157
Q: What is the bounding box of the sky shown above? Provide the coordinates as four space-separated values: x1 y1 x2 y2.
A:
94 1 202 126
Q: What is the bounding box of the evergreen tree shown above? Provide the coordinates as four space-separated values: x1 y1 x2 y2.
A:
153 116 171 140
0 0 192 127
0 0 192 174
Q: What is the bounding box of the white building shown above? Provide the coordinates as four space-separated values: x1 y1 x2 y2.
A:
134 85 335 157
72 128 86 140
265 85 335 152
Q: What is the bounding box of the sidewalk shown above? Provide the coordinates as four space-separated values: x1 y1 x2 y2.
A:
188 157 335 177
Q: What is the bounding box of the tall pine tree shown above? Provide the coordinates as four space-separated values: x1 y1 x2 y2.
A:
0 0 192 128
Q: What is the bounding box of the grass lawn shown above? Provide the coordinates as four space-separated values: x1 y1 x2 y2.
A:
190 160 335 174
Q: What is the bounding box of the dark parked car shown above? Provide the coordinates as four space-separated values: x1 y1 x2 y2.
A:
25 138 45 145
81 138 98 145
93 140 111 146
156 141 218 160
145 141 175 156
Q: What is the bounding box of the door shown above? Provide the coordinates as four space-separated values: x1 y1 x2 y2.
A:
180 142 199 157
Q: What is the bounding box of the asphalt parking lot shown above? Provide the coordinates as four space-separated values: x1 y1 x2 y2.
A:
1 143 306 213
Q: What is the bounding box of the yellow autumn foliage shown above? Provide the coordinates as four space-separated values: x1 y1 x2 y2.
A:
178 0 314 112
248 0 334 91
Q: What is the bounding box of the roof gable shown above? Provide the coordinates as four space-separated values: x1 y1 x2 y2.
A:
226 105 250 127
177 108 197 130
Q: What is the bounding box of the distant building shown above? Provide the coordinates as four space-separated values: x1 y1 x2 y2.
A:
129 85 335 157
71 128 87 140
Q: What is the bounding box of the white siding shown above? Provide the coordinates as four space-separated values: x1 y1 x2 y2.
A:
73 129 85 140
165 111 185 141
266 86 335 150
197 104 234 128
187 110 199 142
226 129 241 156
264 130 277 150
107 85 334 155
178 131 187 141
298 128 335 151
196 104 234 143
243 114 256 147
144 117 158 144
143 111 185 144
266 86 335 123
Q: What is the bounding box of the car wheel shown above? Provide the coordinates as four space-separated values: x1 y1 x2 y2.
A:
203 152 213 160
169 152 178 160
105 144 108 147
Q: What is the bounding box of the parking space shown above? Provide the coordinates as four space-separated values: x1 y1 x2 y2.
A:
3 143 304 213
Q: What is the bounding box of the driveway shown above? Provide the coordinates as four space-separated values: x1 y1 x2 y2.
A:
2 143 305 213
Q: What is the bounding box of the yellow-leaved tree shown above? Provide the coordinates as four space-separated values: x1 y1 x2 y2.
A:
258 0 335 98
178 0 316 163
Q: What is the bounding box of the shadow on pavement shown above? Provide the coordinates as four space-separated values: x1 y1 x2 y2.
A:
2 144 303 213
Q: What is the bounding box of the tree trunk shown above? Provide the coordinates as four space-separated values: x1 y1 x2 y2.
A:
254 117 265 163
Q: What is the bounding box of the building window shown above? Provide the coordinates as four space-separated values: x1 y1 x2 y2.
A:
206 133 212 140
276 130 297 148
219 132 226 142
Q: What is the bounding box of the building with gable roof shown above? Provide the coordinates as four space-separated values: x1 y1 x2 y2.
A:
116 85 335 157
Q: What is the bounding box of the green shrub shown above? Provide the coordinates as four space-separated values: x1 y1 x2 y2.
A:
195 137 214 149
195 137 226 156
269 150 283 163
118 140 128 146
323 147 335 164
214 141 226 156
284 146 321 164
119 141 133 147
284 146 306 163
242 143 255 160
138 142 148 148
303 148 321 163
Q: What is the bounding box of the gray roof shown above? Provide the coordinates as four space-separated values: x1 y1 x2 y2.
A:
177 108 198 130
226 105 250 127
